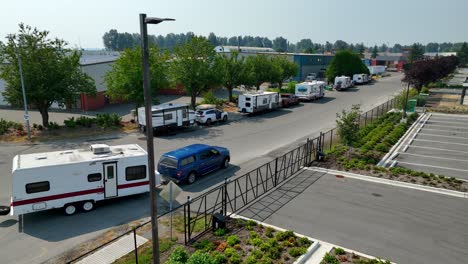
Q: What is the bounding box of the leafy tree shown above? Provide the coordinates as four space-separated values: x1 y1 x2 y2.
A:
217 51 247 102
336 104 361 146
392 43 402 52
333 40 348 51
296 39 314 53
270 56 299 89
104 46 169 117
207 32 218 46
325 41 333 52
371 45 378 59
457 42 468 66
325 50 370 83
0 24 96 126
425 42 440 53
169 36 221 108
357 43 365 58
244 54 274 90
273 37 288 52
408 43 425 62
403 56 459 91
379 43 388 52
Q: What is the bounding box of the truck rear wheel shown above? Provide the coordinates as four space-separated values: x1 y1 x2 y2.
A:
64 204 77 216
187 172 197 184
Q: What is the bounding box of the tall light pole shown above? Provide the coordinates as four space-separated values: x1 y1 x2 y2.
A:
12 40 31 141
139 13 174 264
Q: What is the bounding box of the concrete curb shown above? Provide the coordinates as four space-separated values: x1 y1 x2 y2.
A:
307 167 468 199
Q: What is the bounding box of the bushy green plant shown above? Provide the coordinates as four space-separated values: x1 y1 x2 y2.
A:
48 121 60 129
275 230 295 242
187 250 214 264
258 256 273 264
214 228 226 236
211 251 227 264
321 252 339 264
288 247 307 257
229 254 241 264
421 87 429 94
223 247 237 258
0 118 19 135
251 249 263 259
76 116 95 127
334 247 345 255
251 237 263 246
64 117 77 128
265 227 275 238
167 246 189 263
201 91 227 107
336 104 361 146
298 237 312 247
96 113 121 128
226 235 240 246
194 239 215 252
245 220 257 227
246 255 257 264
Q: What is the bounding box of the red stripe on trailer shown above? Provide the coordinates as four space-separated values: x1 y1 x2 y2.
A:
11 188 104 206
118 181 149 189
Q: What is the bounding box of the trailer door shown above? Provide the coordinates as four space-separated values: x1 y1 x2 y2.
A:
177 109 183 126
104 163 118 198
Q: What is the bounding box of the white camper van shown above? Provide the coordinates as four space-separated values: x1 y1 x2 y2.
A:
368 66 386 76
352 74 370 84
295 81 325 101
0 144 153 216
138 103 196 133
238 91 280 113
334 76 352 91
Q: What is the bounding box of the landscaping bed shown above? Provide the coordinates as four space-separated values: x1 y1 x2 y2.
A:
114 217 313 264
320 111 468 192
321 247 390 264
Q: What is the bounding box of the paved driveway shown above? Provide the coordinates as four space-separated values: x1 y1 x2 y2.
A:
395 113 468 180
239 169 468 264
0 74 404 264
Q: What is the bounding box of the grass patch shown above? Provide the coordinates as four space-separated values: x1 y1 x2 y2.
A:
160 215 207 233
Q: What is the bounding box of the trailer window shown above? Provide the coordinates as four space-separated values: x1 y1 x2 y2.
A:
88 173 102 182
245 102 251 107
126 165 147 181
246 97 251 101
164 113 173 120
26 181 50 194
263 98 268 104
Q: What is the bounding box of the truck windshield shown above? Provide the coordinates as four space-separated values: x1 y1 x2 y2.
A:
159 157 178 168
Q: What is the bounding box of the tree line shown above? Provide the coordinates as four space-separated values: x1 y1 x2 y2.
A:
103 29 467 54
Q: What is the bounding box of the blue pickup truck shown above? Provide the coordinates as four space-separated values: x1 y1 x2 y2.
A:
157 144 230 184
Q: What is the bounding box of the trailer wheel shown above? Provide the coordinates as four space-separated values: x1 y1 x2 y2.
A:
64 204 77 216
0 206 10 216
206 119 212 126
187 172 197 184
222 115 228 122
241 108 247 113
82 201 95 212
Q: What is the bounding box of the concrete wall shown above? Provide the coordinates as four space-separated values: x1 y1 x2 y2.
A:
81 61 114 93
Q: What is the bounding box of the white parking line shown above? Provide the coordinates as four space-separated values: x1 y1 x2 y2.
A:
396 161 468 173
409 145 468 155
424 124 468 130
427 120 468 125
421 128 468 135
417 133 468 140
413 138 468 147
399 152 468 163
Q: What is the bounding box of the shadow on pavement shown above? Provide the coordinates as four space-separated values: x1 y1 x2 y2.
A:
237 169 325 222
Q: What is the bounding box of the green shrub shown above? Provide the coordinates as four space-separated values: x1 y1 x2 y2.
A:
251 237 263 246
251 249 263 259
287 81 298 92
229 254 241 264
32 123 38 129
211 251 227 264
266 246 281 260
321 252 339 264
334 247 345 255
223 247 237 258
421 87 429 94
226 235 240 246
48 122 60 129
96 113 121 128
246 255 257 264
375 143 389 153
167 246 189 263
298 237 312 247
202 91 227 107
288 247 307 257
258 256 273 264
64 117 77 128
245 220 257 227
214 228 226 237
275 230 295 241
187 250 214 264
76 116 95 127
249 231 259 239
194 239 215 252
265 227 275 238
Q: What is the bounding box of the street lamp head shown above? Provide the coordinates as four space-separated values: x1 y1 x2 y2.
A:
145 17 175 24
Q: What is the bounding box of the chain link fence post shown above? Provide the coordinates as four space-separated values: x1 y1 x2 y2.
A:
133 228 139 264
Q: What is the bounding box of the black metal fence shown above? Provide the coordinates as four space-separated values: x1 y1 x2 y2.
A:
66 97 396 264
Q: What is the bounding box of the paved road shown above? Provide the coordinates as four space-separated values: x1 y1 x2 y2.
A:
0 74 404 264
240 169 468 264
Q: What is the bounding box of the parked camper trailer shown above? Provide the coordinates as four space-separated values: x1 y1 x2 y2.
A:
138 103 195 133
334 76 353 91
295 81 325 101
368 66 386 76
352 74 370 84
0 144 152 216
238 91 280 114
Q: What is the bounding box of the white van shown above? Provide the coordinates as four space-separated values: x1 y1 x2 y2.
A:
295 81 325 101
353 74 369 84
334 76 352 91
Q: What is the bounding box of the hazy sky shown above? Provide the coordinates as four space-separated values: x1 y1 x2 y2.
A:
2 0 467 48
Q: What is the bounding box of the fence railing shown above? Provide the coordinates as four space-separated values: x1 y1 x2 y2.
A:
66 97 396 264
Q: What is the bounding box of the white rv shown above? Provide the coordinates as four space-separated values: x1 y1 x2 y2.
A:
295 81 325 101
238 91 280 113
334 76 353 91
0 144 152 216
138 103 196 133
352 74 370 84
368 66 386 76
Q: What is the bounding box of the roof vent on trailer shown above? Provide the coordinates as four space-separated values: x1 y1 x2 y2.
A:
90 144 111 154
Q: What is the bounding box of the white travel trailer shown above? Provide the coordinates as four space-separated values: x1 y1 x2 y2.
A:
0 144 152 216
138 103 196 133
238 91 280 113
295 81 325 101
368 66 386 76
334 76 353 91
352 74 370 84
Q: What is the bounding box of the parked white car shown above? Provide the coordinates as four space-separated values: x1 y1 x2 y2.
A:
196 104 228 125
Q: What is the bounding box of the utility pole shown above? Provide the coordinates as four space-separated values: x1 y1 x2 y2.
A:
13 42 31 141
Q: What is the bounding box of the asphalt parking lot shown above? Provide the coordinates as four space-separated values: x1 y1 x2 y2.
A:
395 113 468 180
239 169 468 264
